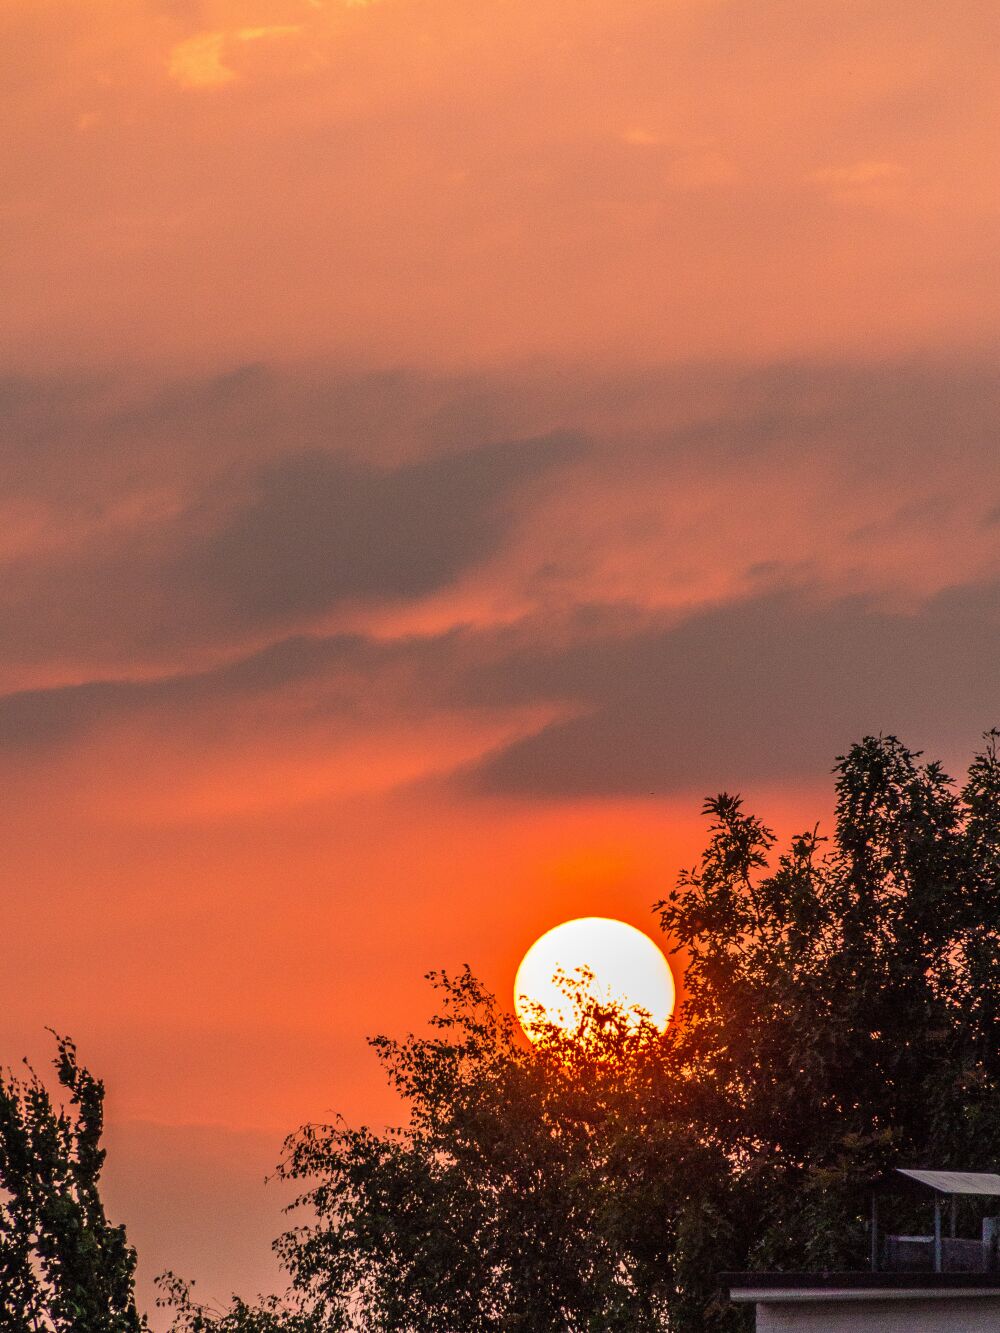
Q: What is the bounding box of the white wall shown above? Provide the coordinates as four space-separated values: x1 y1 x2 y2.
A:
755 1295 1000 1332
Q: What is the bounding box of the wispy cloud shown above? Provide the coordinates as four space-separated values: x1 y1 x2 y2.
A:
2 360 999 794
808 161 907 187
806 160 909 203
168 33 236 89
4 0 992 364
167 25 302 89
237 25 302 42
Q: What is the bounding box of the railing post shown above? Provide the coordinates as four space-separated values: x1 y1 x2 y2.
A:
934 1196 943 1272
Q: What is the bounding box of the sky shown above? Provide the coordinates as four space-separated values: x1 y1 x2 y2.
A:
2 0 1000 1318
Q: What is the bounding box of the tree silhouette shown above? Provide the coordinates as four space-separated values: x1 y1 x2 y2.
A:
0 1034 145 1332
8 734 1000 1331
271 968 719 1331
658 732 1000 1274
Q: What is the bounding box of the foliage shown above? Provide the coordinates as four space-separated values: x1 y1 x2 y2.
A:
0 1033 146 1332
657 731 1000 1273
270 969 729 1333
261 731 1000 1330
155 1273 325 1333
9 733 1000 1332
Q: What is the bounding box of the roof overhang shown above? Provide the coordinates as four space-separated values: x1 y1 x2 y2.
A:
725 1272 1000 1304
894 1170 1000 1196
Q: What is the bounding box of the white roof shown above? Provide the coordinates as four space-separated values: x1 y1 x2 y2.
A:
897 1169 1000 1196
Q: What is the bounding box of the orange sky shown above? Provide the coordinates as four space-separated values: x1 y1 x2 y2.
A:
4 0 1000 368
2 0 1000 1319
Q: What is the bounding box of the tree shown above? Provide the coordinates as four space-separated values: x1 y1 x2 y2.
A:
260 732 1000 1329
268 968 733 1333
155 1273 324 1333
0 1033 146 1332
657 731 1000 1273
9 734 1000 1333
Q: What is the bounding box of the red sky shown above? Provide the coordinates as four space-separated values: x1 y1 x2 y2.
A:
2 0 1000 1319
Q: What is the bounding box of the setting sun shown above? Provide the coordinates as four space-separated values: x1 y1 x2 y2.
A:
514 917 676 1041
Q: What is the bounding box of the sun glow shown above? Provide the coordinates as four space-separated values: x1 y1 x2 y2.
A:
514 917 676 1042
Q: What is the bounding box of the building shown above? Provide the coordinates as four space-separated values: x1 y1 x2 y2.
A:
726 1270 1000 1330
725 1169 1000 1331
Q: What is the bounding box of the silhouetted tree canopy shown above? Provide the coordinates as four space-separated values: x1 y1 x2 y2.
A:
658 730 1000 1278
8 733 1000 1331
272 970 719 1331
0 1034 145 1332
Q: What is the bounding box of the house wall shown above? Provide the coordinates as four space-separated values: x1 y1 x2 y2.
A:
755 1294 1000 1332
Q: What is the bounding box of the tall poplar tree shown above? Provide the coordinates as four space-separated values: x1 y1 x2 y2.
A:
0 1035 145 1332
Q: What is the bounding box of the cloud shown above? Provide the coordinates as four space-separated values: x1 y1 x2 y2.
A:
5 572 1000 811
621 128 662 147
0 360 999 801
167 33 237 88
2 357 1000 689
459 586 1000 797
0 634 368 750
0 389 579 671
805 160 909 205
180 434 579 630
237 27 302 42
807 161 908 187
0 622 561 819
167 25 301 89
7 0 998 364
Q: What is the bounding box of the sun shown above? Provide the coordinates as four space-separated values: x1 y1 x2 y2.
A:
514 917 676 1041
